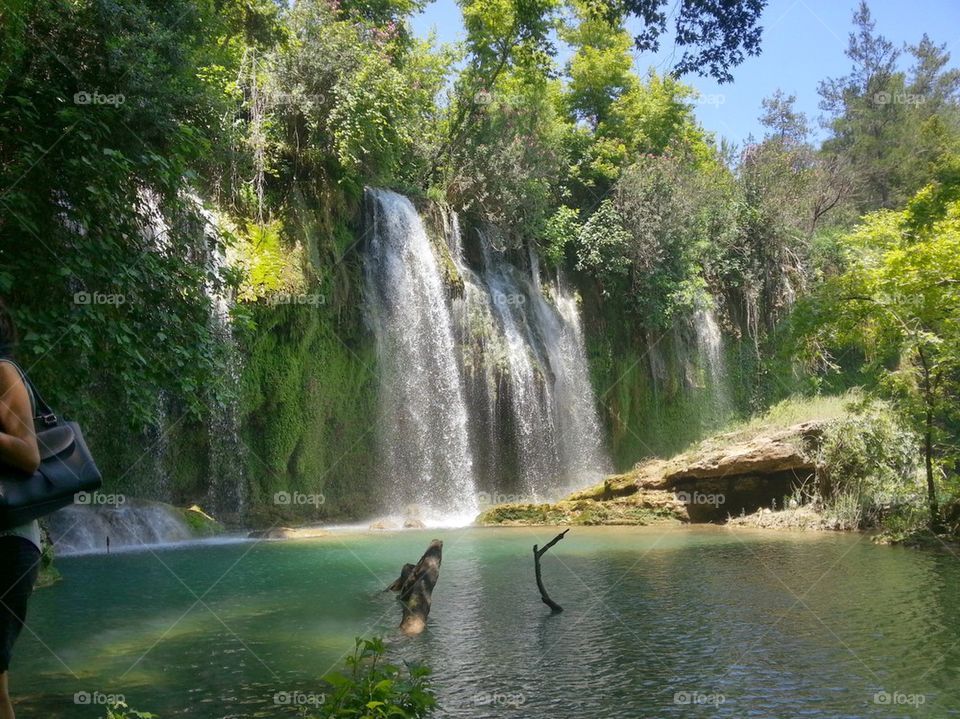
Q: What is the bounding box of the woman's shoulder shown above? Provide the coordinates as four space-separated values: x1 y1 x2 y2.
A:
0 359 24 390
0 360 33 413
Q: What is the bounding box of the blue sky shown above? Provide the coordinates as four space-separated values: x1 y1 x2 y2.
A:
410 0 960 148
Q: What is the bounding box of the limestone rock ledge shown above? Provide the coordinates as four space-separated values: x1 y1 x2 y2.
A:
478 421 825 526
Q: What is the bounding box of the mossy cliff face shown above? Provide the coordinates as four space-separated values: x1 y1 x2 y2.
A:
82 186 382 523
238 298 379 521
235 188 381 522
578 285 753 469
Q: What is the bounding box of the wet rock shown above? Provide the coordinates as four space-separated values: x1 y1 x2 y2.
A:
479 422 827 526
370 519 399 530
247 526 330 540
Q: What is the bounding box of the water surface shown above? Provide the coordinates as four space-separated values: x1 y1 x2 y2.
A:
16 526 960 717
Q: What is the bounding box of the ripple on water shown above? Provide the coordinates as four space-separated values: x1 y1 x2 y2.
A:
15 527 960 718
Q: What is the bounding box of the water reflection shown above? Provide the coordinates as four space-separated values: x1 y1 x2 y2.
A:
16 527 960 717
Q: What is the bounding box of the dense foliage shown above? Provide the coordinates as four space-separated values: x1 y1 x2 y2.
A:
795 161 960 526
2 0 959 529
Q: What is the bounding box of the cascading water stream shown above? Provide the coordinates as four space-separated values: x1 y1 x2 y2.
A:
364 190 611 517
364 189 479 521
477 231 561 497
190 195 249 519
544 279 613 489
693 302 733 421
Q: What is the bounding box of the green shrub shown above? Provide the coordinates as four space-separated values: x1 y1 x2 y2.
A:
104 702 155 719
817 398 921 529
317 637 435 719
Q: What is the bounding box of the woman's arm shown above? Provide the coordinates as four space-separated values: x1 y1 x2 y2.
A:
0 362 41 474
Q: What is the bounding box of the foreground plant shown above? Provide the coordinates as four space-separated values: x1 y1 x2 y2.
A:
317 637 435 718
104 702 155 719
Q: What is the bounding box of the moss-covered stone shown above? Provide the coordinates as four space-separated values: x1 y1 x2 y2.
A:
476 499 683 527
418 201 464 297
480 393 919 529
179 505 225 536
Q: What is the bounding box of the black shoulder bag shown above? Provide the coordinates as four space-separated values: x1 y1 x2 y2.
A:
0 360 102 529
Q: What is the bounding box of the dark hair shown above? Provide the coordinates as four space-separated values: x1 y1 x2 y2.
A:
0 298 17 359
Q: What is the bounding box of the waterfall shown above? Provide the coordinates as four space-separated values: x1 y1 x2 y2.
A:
445 215 504 495
547 281 613 489
464 225 611 498
363 189 611 518
479 231 561 497
693 302 733 421
97 191 248 520
46 502 195 555
694 305 724 379
190 196 248 519
364 189 478 521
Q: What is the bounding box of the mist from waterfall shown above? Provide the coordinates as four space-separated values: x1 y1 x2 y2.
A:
47 502 195 555
364 189 611 519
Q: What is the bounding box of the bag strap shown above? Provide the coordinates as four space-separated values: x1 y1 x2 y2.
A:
0 358 58 428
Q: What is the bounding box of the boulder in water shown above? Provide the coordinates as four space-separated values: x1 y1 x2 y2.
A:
370 519 399 530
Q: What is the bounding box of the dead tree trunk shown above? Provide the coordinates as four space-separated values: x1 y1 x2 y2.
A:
533 529 568 613
387 539 443 635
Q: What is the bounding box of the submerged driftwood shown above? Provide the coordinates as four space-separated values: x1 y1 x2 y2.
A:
533 529 568 612
388 539 443 635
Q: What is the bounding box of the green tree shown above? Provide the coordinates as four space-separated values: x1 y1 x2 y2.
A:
759 89 809 144
819 2 960 212
562 1 636 127
271 0 450 192
0 0 269 426
435 0 561 179
797 167 960 529
617 0 766 83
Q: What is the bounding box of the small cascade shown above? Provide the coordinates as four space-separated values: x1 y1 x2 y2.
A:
46 502 195 555
119 190 248 517
190 196 248 519
133 191 177 501
692 302 733 421
363 189 478 521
